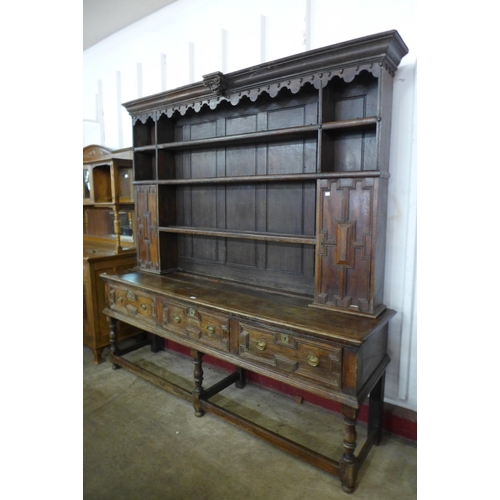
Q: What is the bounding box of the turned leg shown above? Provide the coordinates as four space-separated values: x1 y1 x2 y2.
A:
108 316 120 370
368 372 386 445
235 366 246 389
340 405 359 493
191 349 205 417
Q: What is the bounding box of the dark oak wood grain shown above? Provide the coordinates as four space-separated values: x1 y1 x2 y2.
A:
101 30 409 493
83 146 139 363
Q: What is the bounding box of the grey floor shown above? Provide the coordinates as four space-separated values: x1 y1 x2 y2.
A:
83 344 417 500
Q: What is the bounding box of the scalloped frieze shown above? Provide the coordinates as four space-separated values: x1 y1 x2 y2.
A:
133 62 386 123
156 96 226 119
125 31 408 123
132 111 158 125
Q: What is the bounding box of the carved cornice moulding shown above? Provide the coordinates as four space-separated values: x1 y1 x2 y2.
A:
83 144 114 161
124 30 409 124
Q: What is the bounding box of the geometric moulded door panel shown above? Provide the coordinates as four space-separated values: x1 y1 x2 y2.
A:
135 185 160 272
314 176 386 317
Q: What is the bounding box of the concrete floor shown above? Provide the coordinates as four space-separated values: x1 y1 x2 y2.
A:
83 344 417 500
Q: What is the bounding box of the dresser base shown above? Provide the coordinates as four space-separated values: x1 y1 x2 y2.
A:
108 324 386 494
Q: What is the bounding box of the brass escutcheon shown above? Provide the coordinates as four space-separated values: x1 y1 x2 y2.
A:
117 296 124 303
307 355 320 367
255 340 267 351
173 315 181 323
206 325 215 335
140 303 147 311
280 333 289 344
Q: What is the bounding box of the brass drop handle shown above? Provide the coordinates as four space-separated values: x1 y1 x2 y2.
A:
206 325 215 335
307 355 320 367
255 340 267 351
140 303 147 311
173 315 181 323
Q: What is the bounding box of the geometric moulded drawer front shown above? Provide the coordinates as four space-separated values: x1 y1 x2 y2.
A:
160 299 230 353
160 300 191 338
237 320 342 390
109 285 157 326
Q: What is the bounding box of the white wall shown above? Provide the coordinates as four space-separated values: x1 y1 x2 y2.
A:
83 0 417 412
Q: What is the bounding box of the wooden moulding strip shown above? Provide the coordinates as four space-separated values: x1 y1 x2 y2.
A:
199 398 341 477
158 226 316 245
132 171 384 186
110 354 192 402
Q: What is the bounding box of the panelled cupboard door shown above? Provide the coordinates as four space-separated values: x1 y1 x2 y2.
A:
135 185 161 272
135 185 179 274
314 176 386 317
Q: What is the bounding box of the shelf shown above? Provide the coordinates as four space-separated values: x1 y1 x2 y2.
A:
133 170 384 186
321 116 378 131
84 202 135 208
86 202 114 207
134 145 157 152
136 117 377 152
158 124 318 151
159 226 316 245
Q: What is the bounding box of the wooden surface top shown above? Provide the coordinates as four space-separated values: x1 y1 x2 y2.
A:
83 244 136 262
101 270 395 346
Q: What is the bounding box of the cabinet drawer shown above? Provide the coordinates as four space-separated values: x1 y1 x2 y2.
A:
109 285 157 326
161 300 230 352
238 321 342 390
161 301 190 337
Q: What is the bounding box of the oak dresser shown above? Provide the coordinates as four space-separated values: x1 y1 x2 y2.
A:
101 30 408 493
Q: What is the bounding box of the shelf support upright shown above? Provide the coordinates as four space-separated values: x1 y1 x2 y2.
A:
112 205 122 253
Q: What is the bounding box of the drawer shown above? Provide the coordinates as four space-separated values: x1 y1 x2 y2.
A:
238 321 342 390
161 300 230 352
161 301 190 337
109 285 157 326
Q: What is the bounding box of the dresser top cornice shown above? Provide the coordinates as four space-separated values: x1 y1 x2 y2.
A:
123 30 409 121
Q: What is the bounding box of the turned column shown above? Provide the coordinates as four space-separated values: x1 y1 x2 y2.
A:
191 349 205 417
340 405 359 493
108 316 120 370
112 205 122 253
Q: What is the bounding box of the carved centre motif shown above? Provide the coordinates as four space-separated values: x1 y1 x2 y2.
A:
202 71 227 96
